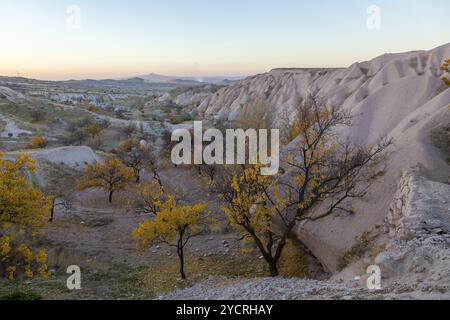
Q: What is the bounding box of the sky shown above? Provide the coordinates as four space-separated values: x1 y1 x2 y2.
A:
0 0 449 80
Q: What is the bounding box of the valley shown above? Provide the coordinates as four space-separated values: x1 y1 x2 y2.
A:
1 44 449 300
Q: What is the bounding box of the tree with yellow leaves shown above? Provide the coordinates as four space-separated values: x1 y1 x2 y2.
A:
0 152 52 280
441 59 450 87
78 158 135 203
27 136 47 149
84 124 102 139
133 197 207 279
217 97 392 276
134 180 165 215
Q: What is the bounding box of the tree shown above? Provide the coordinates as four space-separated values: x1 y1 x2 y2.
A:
84 124 102 139
0 152 52 279
134 181 165 215
121 123 137 139
41 165 76 223
66 128 86 146
27 136 47 149
133 196 207 279
117 139 159 183
196 164 217 183
441 59 450 87
77 158 135 203
217 97 392 276
29 109 47 123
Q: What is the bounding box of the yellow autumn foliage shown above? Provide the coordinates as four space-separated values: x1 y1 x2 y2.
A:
133 193 208 279
221 164 275 234
135 180 165 215
0 152 52 280
84 124 102 139
441 59 450 87
78 158 135 203
27 136 47 149
133 197 206 251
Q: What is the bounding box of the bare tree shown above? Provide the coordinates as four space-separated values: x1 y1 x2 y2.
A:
121 123 137 139
116 138 163 186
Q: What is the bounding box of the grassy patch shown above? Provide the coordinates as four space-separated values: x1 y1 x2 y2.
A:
137 254 267 298
0 250 302 300
0 291 42 300
278 240 308 278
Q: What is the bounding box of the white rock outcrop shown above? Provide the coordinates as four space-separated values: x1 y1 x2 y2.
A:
375 168 450 289
31 146 102 170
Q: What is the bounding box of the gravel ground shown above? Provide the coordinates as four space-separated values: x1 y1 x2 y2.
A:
160 276 450 300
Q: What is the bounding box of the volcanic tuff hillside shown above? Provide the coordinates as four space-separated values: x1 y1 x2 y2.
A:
186 43 450 273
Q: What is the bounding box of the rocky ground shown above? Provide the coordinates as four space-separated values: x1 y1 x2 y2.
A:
161 276 449 300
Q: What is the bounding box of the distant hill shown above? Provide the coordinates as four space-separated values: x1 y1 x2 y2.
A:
134 73 245 85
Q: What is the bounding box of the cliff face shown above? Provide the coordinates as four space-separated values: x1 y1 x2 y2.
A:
191 44 450 272
197 44 449 143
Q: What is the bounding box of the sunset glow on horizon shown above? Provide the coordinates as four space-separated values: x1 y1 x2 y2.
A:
0 0 449 80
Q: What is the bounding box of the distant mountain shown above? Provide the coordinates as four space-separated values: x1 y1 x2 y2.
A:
134 73 245 85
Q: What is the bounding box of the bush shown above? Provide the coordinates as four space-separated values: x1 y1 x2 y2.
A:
168 116 182 125
180 113 193 122
29 109 47 122
0 291 42 300
27 136 47 149
87 106 98 113
121 123 137 138
86 136 102 150
84 124 102 139
64 129 85 146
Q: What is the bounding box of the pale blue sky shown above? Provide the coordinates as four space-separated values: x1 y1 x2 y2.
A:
0 0 448 80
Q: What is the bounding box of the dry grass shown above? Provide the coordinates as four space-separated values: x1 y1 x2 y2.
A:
137 253 267 298
278 239 308 278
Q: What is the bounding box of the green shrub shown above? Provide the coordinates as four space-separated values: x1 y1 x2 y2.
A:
0 291 42 300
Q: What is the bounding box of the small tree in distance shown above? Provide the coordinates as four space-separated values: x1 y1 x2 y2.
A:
117 139 159 184
84 124 102 139
77 158 135 203
134 180 165 215
441 59 450 87
27 136 47 149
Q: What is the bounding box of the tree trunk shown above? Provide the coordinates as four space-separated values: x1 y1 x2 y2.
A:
50 198 55 223
178 248 186 279
109 190 114 203
135 169 140 183
268 259 279 277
